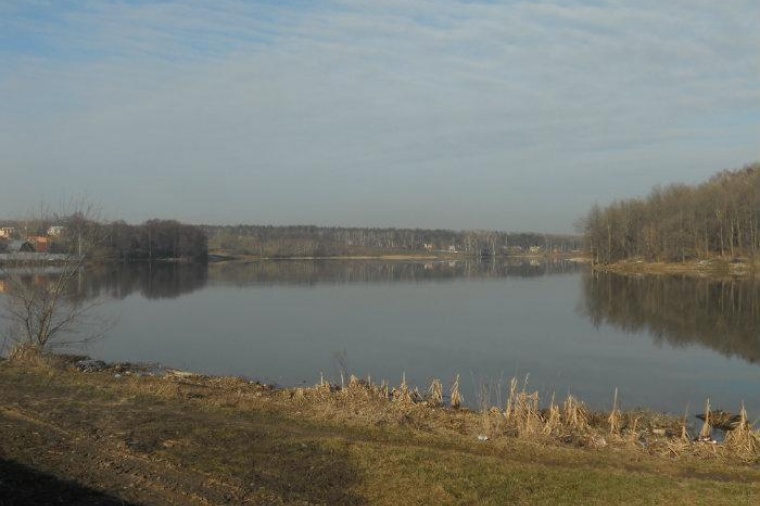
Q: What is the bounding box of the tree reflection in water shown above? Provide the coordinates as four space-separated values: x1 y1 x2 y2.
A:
580 272 760 365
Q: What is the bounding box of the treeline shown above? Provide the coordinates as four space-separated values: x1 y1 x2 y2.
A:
101 220 208 261
0 216 208 262
202 225 582 258
582 163 760 264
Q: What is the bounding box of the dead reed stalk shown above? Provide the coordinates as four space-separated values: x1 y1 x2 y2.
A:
699 399 712 440
608 388 621 436
679 406 690 442
503 376 542 436
628 416 641 446
379 380 389 400
563 395 589 432
393 372 413 404
542 394 562 437
450 374 462 409
428 379 443 408
724 404 760 459
504 377 519 425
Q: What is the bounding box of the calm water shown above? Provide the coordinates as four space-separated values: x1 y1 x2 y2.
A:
10 259 760 414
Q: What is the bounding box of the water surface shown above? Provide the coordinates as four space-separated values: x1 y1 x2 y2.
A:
9 259 760 414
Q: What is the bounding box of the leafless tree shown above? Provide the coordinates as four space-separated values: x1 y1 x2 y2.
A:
1 200 111 359
582 163 760 264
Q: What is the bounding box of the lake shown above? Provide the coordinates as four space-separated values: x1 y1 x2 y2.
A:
6 259 760 415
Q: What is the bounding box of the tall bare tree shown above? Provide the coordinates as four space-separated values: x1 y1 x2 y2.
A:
1 201 110 359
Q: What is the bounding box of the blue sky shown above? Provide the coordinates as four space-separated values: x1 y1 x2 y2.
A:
1 0 758 232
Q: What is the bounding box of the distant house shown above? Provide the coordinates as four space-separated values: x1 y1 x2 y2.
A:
47 225 65 237
0 226 14 239
26 236 49 253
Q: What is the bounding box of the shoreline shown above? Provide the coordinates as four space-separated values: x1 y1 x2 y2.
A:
15 354 756 444
2 355 759 503
593 258 759 277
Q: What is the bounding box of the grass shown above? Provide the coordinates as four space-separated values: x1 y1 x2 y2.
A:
2 357 760 504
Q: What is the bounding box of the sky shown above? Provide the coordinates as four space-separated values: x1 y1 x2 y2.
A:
1 0 758 233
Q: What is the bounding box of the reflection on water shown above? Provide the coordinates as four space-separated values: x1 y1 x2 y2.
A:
7 259 760 413
208 258 581 287
91 263 209 300
581 272 760 365
2 259 580 301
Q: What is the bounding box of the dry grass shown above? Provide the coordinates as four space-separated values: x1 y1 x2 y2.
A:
563 395 590 433
10 355 760 464
502 377 543 437
313 371 759 461
6 343 45 363
724 404 760 461
4 359 760 505
266 371 760 461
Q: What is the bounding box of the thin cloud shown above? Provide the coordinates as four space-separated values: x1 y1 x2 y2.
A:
1 0 758 231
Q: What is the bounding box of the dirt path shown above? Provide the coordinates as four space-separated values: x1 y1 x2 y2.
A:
0 363 370 505
0 399 253 504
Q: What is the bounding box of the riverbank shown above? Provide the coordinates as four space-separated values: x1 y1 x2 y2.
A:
593 257 758 277
1 357 759 505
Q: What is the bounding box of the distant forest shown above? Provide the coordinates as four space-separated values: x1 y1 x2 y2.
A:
0 218 208 262
2 214 581 262
101 220 209 261
201 225 582 258
582 163 760 264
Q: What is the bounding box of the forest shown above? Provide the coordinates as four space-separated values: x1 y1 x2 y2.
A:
0 217 209 262
202 225 582 258
2 216 583 262
582 163 760 264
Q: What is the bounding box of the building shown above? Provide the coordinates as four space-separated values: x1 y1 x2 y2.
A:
0 226 15 239
47 225 65 236
26 236 49 253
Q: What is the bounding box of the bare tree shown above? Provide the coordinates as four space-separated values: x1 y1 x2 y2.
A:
1 201 111 359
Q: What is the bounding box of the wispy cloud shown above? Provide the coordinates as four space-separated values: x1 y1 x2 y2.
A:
1 0 758 230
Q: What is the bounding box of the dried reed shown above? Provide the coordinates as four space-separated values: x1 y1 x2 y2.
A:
450 374 462 409
698 399 712 440
563 395 589 432
608 388 621 436
503 376 542 436
504 377 519 425
542 394 562 437
679 406 690 442
428 379 444 408
724 403 760 459
393 373 413 404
